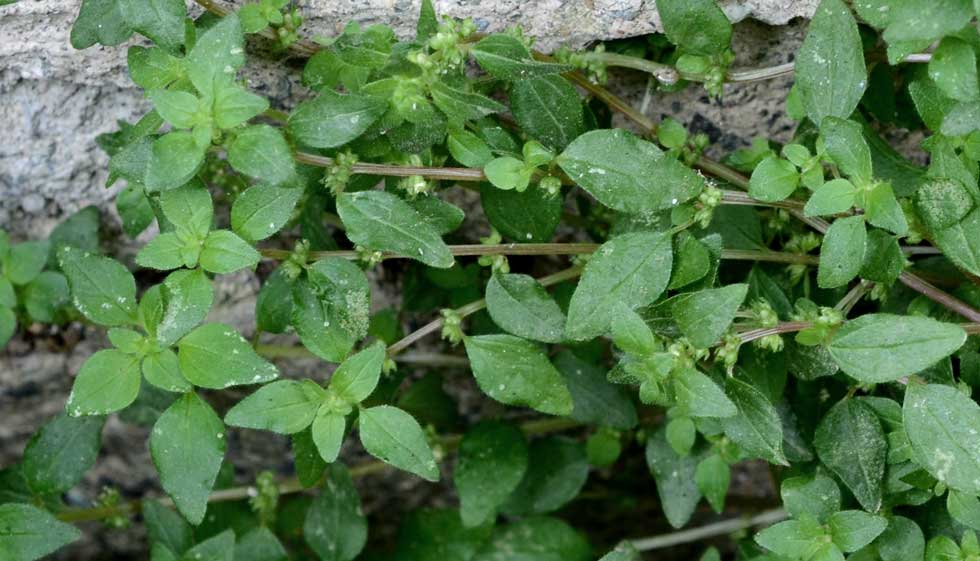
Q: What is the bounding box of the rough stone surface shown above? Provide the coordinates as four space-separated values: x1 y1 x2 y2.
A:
0 2 820 559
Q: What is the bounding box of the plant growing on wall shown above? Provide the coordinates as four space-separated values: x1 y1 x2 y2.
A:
4 0 980 559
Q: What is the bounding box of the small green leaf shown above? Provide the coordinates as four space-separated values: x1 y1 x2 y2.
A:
358 405 439 481
480 183 562 243
228 125 296 186
337 190 453 268
928 36 979 102
904 383 980 495
558 129 704 214
566 231 673 341
200 230 261 274
598 542 641 561
303 464 367 561
290 257 371 363
311 408 346 463
749 156 799 202
145 131 207 191
502 436 588 516
225 380 326 434
213 83 269 129
814 398 886 512
645 426 704 528
610 306 658 356
160 181 213 239
695 454 730 513
3 241 48 286
670 284 747 348
116 186 155 238
949 489 980 530
448 130 493 168
117 0 185 53
817 215 866 288
292 428 327 488
66 349 142 416
864 182 908 236
877 516 925 561
231 183 302 243
287 90 386 149
556 350 638 430
470 34 571 80
780 473 840 523
674 368 737 418
185 14 245 95
329 342 386 404
180 530 234 561
828 510 888 553
148 89 199 130
149 392 226 525
430 82 506 123
0 503 81 561
23 414 105 494
666 417 696 456
58 247 137 326
71 0 133 49
755 519 824 558
142 348 191 392
656 0 733 56
235 528 287 561
142 499 192 556
156 268 214 346
795 0 867 124
820 117 873 182
828 314 966 383
484 156 532 192
463 334 574 416
455 421 528 527
486 273 565 343
722 377 788 465
473 516 590 561
0 306 16 348
177 323 278 389
805 178 857 217
510 75 585 151
136 233 186 271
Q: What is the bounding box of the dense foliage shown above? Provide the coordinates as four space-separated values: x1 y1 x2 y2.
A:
4 0 980 559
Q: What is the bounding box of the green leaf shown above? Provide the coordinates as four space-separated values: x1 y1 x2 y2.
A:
408 196 465 236
228 125 296 186
749 156 799 202
231 183 302 243
472 516 591 561
721 377 788 465
177 323 278 389
137 233 185 271
311 409 346 463
828 511 888 552
394 509 494 561
3 241 48 286
821 117 873 182
486 273 565 343
303 464 367 561
235 528 287 561
666 417 696 456
160 181 213 239
915 178 980 276
142 499 192 556
148 89 199 129
555 350 638 429
358 405 439 481
225 380 326 434
463 334 574 416
0 503 81 561
904 383 980 495
156 268 214 346
795 0 867 124
416 0 438 41
470 34 572 81
817 215 866 288
670 368 735 420
656 0 733 55
287 90 386 149
814 398 886 512
877 516 925 561
126 47 182 90
0 306 16 348
448 130 493 168
755 519 825 558
484 156 532 192
290 257 371 363
558 129 704 214
118 0 185 52
58 247 137 326
695 454 730 513
610 306 658 356
66 349 142 416
828 314 967 383
143 349 191 392
480 183 562 243
292 427 327 488
502 436 588 516
70 0 133 49
338 190 453 268
566 231 673 341
455 421 529 527
116 185 155 238
213 83 268 129
180 530 234 561
949 489 980 530
256 268 293 334
510 75 585 151
645 426 704 528
430 82 506 123
145 131 207 191
864 182 908 236
805 178 857 216
149 392 226 525
929 37 980 102
780 473 840 523
598 542 641 561
23 414 105 494
670 284 747 348
185 14 245 95
329 341 386 404
200 230 261 274
883 0 973 44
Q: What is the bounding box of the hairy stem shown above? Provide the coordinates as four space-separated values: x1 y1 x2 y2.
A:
629 508 788 551
737 322 812 343
898 271 980 323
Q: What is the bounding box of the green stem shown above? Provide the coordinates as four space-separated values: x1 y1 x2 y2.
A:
737 321 812 343
629 508 788 551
